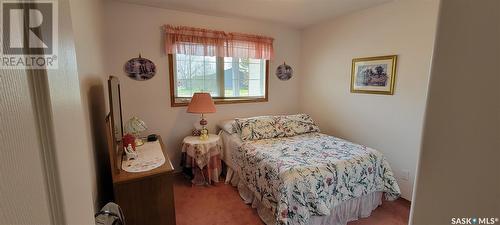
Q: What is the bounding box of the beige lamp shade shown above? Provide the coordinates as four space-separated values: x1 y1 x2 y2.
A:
187 93 216 114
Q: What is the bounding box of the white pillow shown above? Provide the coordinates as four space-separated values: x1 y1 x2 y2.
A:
217 119 237 134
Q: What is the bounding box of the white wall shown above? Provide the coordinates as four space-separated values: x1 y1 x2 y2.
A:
300 0 439 200
411 0 500 223
103 1 302 171
69 0 113 211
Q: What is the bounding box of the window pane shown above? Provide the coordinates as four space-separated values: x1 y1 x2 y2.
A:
204 79 218 96
223 57 265 97
190 60 204 79
175 55 191 80
174 54 266 101
239 59 249 96
176 54 189 61
249 58 261 64
191 80 204 93
223 57 238 97
175 54 219 97
204 62 216 80
248 80 262 96
190 55 204 62
176 79 192 97
249 63 262 79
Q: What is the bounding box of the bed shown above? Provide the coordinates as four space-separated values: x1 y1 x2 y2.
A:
217 114 400 225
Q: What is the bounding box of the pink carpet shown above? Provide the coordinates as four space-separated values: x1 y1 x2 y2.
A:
174 175 410 225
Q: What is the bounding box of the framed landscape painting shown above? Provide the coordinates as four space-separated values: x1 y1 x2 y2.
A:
351 55 397 95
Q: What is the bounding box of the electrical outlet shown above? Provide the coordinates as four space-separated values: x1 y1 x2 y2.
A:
400 169 410 181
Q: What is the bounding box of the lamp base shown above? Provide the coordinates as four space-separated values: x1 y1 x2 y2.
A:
200 117 208 126
135 138 144 146
198 114 209 140
199 128 209 140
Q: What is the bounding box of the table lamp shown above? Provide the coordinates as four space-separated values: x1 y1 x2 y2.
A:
124 116 148 146
187 92 216 140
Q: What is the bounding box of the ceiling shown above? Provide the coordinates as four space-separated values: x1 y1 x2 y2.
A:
114 0 392 29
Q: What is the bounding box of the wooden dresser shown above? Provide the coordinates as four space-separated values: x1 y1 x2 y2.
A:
106 117 176 225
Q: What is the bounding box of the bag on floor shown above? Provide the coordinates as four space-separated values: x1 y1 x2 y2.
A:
95 202 125 225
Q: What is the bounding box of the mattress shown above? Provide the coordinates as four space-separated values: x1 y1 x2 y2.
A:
232 132 401 225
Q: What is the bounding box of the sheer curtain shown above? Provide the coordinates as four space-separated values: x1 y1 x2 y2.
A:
164 25 274 60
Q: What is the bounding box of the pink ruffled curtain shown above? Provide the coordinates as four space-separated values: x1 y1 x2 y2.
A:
164 25 274 60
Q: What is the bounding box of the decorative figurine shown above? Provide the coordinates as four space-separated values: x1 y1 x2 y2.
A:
124 144 138 161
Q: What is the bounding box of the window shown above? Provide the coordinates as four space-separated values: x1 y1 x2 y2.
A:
169 54 269 106
164 25 273 106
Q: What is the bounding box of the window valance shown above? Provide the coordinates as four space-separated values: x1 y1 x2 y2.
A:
164 25 274 60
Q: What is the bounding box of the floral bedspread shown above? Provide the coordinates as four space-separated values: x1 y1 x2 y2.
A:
232 132 400 225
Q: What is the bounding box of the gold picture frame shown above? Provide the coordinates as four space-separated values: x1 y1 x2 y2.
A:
350 55 397 95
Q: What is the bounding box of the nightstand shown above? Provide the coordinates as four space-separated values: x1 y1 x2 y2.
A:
181 134 223 185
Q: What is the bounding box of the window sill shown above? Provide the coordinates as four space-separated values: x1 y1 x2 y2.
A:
171 97 268 107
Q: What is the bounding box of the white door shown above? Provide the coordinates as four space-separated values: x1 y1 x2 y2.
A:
0 70 57 224
0 0 95 224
